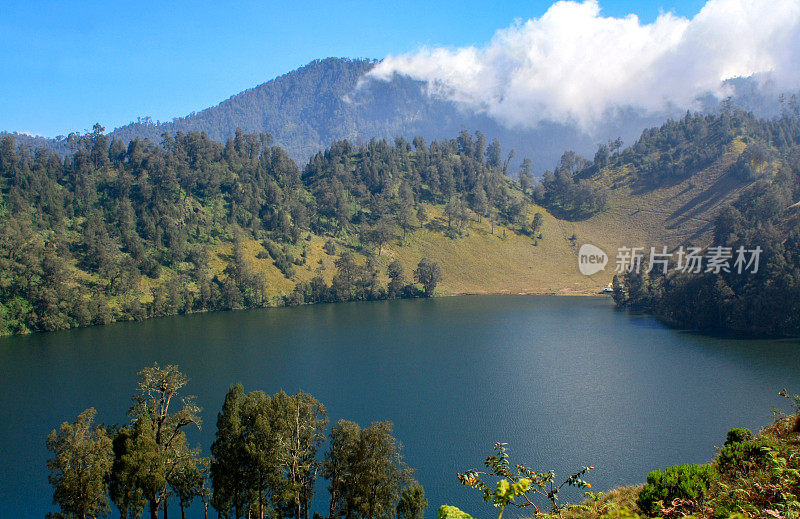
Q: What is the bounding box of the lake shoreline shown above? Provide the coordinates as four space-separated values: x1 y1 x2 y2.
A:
0 290 613 338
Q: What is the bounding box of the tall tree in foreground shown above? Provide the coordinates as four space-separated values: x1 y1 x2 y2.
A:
109 426 146 519
274 391 329 519
396 480 428 519
240 389 282 519
323 420 360 519
124 363 202 519
351 421 411 519
323 420 412 519
170 455 209 519
211 387 328 519
210 384 250 519
46 408 113 519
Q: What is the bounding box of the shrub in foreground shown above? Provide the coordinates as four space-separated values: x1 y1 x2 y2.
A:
449 442 593 519
724 428 753 446
636 464 717 514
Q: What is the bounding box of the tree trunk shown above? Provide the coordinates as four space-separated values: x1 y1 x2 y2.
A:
328 484 338 519
181 504 186 519
303 490 311 519
150 499 159 519
164 497 168 519
258 480 264 519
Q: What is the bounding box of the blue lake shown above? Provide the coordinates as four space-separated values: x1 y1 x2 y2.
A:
1 295 798 518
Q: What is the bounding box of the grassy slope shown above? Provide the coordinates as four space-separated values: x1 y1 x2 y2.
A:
163 139 753 301
382 139 752 297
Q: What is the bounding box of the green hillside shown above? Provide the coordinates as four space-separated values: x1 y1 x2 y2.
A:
608 111 800 336
1 108 798 336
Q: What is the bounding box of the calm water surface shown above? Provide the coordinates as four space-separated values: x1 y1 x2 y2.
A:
1 295 799 518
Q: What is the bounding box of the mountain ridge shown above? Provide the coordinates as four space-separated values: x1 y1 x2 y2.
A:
107 57 666 171
4 58 794 176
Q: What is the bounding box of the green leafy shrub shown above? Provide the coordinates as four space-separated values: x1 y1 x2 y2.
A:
716 439 769 473
599 508 644 519
724 428 753 446
717 428 768 474
636 464 717 514
458 442 593 518
438 505 474 519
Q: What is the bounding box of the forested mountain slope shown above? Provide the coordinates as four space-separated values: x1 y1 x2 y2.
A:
109 58 667 170
0 126 556 335
609 111 800 335
1 107 799 336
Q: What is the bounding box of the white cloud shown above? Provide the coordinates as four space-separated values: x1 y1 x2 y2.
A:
367 0 800 129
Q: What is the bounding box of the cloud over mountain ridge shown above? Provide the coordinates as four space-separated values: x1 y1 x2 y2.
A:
368 0 800 129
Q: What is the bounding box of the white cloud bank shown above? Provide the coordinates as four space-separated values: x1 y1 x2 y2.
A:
368 0 800 129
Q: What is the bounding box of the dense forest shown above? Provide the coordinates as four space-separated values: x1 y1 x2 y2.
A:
46 363 427 519
563 101 800 190
611 109 800 336
5 102 800 337
0 125 555 336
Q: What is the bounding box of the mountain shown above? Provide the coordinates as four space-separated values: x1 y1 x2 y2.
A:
109 58 673 172
0 132 70 156
6 58 793 175
602 110 800 336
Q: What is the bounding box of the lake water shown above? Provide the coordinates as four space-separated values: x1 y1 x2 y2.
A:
1 295 799 518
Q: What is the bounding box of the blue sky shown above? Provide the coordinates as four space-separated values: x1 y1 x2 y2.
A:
0 0 706 137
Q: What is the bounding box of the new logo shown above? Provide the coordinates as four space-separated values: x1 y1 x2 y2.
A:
578 244 607 276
